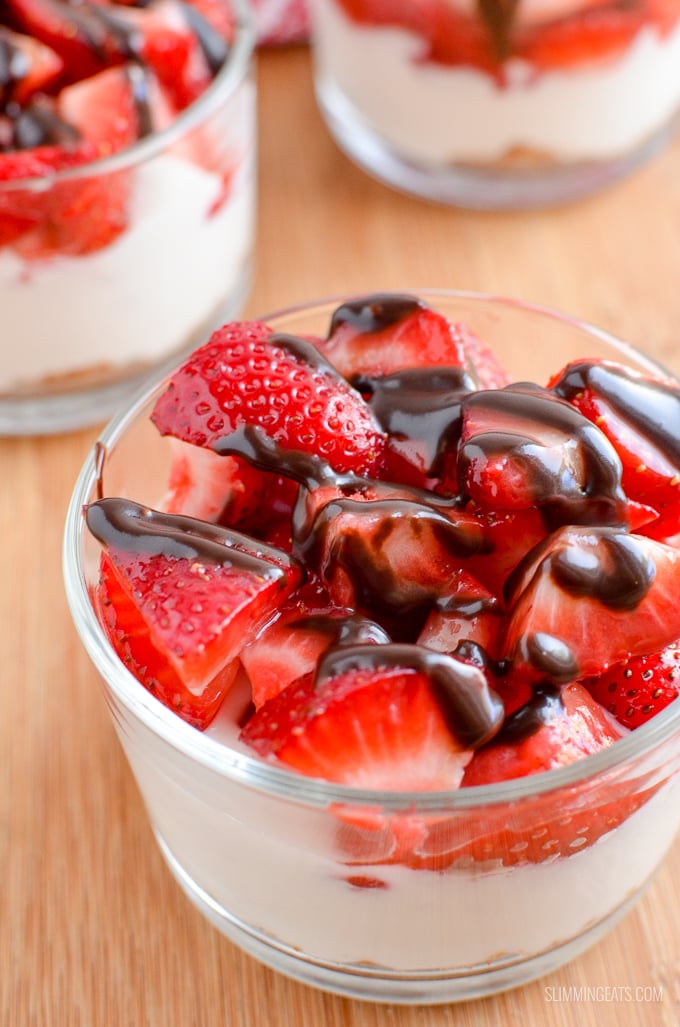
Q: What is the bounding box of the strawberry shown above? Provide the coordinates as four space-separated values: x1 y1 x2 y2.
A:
417 570 504 659
504 525 680 682
241 644 504 789
296 488 488 637
86 497 302 729
321 292 469 378
150 321 388 479
548 359 680 533
516 0 649 71
462 682 624 785
240 597 391 708
583 640 680 729
7 0 115 83
0 24 62 105
454 381 630 528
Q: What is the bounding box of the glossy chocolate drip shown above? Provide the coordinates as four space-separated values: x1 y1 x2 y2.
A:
550 360 680 471
125 63 155 138
523 632 579 682
315 642 504 750
477 0 520 60
12 103 81 150
353 366 473 475
459 383 627 528
180 1 230 73
86 497 300 579
214 423 357 489
329 293 423 337
289 612 392 648
495 685 562 744
550 527 655 611
0 33 28 104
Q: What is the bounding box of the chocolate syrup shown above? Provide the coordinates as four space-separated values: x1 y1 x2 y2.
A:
86 497 301 581
315 643 505 750
494 685 562 745
180 2 230 74
329 293 424 337
459 383 628 529
353 366 473 476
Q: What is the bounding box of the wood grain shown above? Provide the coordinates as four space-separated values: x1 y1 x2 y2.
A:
3 44 680 1027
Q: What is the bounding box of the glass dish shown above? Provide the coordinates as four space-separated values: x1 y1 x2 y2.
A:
0 0 256 436
309 0 680 208
63 291 680 1003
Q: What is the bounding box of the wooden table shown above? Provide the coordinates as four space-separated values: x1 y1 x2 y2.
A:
4 45 680 1027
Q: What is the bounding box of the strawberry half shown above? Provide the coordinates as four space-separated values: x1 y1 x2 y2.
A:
321 292 505 382
583 640 680 729
86 497 302 729
504 525 680 682
241 644 504 789
151 321 388 478
0 24 62 104
549 359 680 534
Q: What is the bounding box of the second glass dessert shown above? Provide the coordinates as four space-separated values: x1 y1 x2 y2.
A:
0 0 256 435
309 0 680 208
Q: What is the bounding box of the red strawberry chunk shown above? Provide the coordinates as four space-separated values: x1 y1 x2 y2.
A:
86 497 302 728
583 640 680 729
549 359 680 518
417 570 504 659
504 525 680 681
0 24 62 104
241 598 391 708
151 321 388 478
241 645 504 789
462 682 624 785
321 292 470 378
455 382 630 528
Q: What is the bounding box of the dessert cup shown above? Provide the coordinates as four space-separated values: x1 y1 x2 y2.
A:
309 0 680 208
0 0 256 436
63 291 680 1003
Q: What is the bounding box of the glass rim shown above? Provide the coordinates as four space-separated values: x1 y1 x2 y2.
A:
0 0 255 191
62 288 680 812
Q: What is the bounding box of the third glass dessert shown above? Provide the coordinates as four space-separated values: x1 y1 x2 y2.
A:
0 0 255 434
309 0 680 207
64 291 680 1002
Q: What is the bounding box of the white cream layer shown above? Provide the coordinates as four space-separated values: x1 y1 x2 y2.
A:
313 0 680 164
0 149 254 393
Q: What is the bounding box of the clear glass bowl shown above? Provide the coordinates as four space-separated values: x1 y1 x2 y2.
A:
309 0 680 208
63 291 680 1003
0 0 256 436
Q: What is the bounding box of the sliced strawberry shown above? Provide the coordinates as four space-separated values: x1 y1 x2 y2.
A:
86 497 302 729
7 0 114 82
504 525 680 682
549 359 680 521
463 504 548 597
0 144 87 246
0 24 62 104
241 599 391 708
462 682 623 784
454 382 629 528
296 489 488 637
583 640 680 729
516 0 649 71
416 570 504 659
321 293 468 378
241 644 504 788
58 63 165 155
151 322 388 479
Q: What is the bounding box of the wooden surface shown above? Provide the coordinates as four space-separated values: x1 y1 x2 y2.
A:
4 45 680 1027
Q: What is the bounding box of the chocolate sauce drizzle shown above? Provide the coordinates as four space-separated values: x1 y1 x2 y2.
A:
86 497 301 582
315 642 505 750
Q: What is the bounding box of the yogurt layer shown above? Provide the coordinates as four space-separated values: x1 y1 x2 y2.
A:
116 676 680 972
0 149 255 394
313 0 680 164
